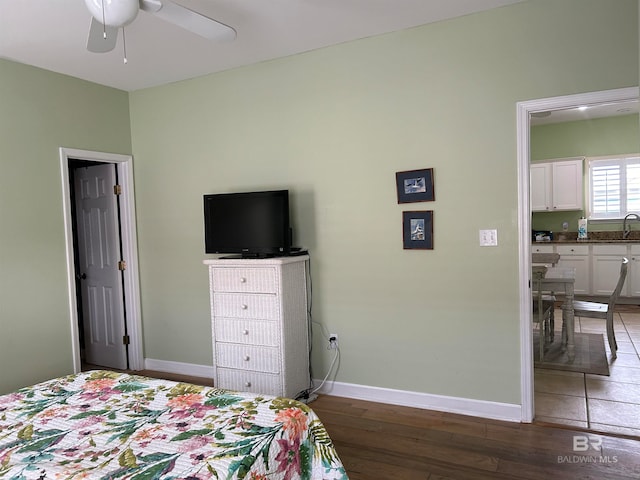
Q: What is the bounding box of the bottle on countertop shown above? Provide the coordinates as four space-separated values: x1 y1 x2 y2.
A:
578 217 588 240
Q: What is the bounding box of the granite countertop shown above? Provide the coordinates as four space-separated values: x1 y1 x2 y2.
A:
534 231 640 244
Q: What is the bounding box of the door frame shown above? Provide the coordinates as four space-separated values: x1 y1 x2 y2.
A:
517 86 639 422
59 147 144 372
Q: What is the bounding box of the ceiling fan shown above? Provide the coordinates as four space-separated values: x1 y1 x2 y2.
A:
85 0 236 55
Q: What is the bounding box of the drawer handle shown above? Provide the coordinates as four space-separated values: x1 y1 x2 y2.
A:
239 277 247 283
241 304 248 310
244 355 250 362
243 329 249 335
245 381 252 388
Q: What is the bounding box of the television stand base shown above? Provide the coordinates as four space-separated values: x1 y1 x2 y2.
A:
287 249 308 256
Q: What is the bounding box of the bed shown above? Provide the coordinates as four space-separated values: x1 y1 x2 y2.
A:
0 370 347 479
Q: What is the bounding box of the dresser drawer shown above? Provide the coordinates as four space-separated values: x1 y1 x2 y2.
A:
214 318 280 346
213 293 279 320
216 368 281 396
215 343 280 373
211 268 277 294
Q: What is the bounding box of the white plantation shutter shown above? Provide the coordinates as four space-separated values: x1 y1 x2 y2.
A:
627 162 640 212
591 163 621 216
588 156 640 219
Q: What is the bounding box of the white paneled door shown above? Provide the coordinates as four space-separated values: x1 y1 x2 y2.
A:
74 164 128 369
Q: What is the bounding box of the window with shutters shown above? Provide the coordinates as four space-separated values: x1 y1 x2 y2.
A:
588 154 640 220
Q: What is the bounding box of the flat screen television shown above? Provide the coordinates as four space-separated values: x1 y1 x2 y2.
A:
204 189 292 257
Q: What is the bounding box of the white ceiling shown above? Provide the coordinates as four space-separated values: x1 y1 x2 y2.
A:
530 100 639 126
0 0 526 92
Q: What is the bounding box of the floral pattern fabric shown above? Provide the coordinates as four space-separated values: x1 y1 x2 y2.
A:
0 371 347 479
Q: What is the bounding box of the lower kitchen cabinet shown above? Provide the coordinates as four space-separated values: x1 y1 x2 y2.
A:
629 245 640 297
592 245 629 296
532 244 554 255
532 242 640 298
555 244 590 295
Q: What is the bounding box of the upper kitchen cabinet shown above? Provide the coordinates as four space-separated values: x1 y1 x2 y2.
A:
531 158 584 212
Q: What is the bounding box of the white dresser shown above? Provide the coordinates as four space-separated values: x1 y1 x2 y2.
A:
203 256 310 398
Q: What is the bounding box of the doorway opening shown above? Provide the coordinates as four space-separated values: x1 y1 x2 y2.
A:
517 87 639 424
59 147 143 373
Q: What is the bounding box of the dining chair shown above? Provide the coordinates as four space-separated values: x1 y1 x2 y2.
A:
532 253 560 340
532 266 554 361
532 252 560 266
572 257 628 359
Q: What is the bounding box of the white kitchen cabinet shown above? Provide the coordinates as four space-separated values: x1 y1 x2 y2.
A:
531 244 556 267
204 256 310 398
531 158 583 212
530 163 552 212
555 244 590 295
533 242 640 297
591 245 629 296
532 244 554 254
628 245 640 297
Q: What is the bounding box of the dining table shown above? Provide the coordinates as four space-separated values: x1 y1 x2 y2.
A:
532 265 577 362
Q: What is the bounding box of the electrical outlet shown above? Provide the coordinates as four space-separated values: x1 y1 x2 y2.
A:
328 334 338 349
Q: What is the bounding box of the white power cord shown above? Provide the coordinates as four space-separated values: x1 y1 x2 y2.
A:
310 344 340 395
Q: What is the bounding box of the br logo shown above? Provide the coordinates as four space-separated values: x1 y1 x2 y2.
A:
573 435 602 452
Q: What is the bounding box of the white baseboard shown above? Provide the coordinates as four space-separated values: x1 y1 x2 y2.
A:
143 358 214 379
313 379 522 423
142 359 521 422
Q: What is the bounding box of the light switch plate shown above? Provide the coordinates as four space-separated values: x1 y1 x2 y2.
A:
479 229 498 246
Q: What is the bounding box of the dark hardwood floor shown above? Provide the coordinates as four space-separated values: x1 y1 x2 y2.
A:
310 395 640 480
85 366 640 479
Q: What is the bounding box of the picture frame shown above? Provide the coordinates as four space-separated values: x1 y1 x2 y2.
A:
402 211 433 250
395 168 434 203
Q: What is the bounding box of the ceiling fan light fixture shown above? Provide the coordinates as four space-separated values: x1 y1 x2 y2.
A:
85 0 236 55
84 0 139 28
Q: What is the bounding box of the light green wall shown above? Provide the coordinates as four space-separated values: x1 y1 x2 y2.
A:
532 115 639 161
129 0 638 405
531 114 640 232
0 59 132 394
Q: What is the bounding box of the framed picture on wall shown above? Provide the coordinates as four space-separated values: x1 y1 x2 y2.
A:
395 168 434 203
402 210 433 250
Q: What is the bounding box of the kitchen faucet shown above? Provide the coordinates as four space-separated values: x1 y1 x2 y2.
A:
622 213 640 239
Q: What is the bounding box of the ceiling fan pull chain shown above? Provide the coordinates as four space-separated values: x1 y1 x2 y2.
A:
122 28 128 64
101 0 107 38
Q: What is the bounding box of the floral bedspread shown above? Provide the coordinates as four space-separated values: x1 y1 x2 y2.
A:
0 371 347 480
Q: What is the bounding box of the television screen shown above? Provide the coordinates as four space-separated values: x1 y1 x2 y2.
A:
204 190 291 257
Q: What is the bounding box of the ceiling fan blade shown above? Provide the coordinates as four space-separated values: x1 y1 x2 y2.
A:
140 0 236 41
87 17 119 53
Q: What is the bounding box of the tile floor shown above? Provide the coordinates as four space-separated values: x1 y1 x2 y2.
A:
534 305 640 437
